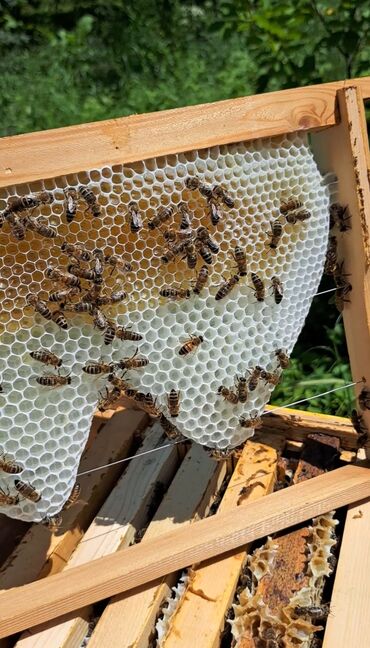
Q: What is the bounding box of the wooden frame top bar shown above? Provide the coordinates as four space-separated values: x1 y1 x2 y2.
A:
1 77 370 189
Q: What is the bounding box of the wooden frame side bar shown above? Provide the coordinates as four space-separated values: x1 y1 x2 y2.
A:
1 77 370 189
0 465 369 639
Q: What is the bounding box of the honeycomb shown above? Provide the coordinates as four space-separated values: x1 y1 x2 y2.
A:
0 132 329 521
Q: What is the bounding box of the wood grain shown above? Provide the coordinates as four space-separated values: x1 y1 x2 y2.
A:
1 78 370 189
323 498 370 648
0 465 369 639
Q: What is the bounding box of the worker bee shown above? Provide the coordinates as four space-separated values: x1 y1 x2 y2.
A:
275 349 290 369
161 240 188 264
115 326 143 341
117 349 149 369
285 207 311 224
351 409 369 446
185 176 213 199
248 366 263 391
280 197 303 214
209 199 223 226
148 205 174 230
68 301 95 314
179 333 204 356
0 453 23 474
82 360 114 375
104 321 116 345
108 372 131 392
193 265 209 295
261 370 280 386
62 482 81 510
142 393 161 418
36 371 72 387
45 266 81 288
184 242 197 269
251 273 265 302
26 294 53 321
162 228 177 245
93 308 109 331
63 188 78 223
96 290 128 306
159 287 191 300
167 389 180 417
235 376 248 403
215 274 239 301
293 604 330 620
82 283 103 305
6 212 26 240
271 276 283 304
127 201 142 232
51 309 68 330
7 191 52 214
324 236 338 275
97 386 122 411
48 287 80 303
196 242 213 265
267 220 283 249
0 486 19 506
334 261 352 312
78 186 101 217
239 416 263 428
211 185 235 208
233 246 247 276
359 387 370 410
30 349 62 367
217 385 239 404
159 413 183 440
23 216 57 239
196 226 219 253
42 514 63 532
67 264 102 284
61 242 92 262
329 203 351 231
178 202 193 229
14 479 41 502
104 254 133 275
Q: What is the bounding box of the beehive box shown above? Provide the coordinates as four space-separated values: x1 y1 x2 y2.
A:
0 78 370 647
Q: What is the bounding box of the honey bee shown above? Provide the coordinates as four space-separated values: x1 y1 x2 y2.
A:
30 349 62 367
51 309 68 330
268 220 283 249
26 294 53 321
36 372 72 387
7 191 52 214
68 264 102 284
167 389 180 417
61 242 92 262
293 604 330 620
104 254 133 275
179 334 204 356
235 376 248 403
108 373 131 392
14 479 41 502
196 226 219 253
82 361 114 375
63 188 78 223
324 236 338 275
23 216 57 239
211 185 235 208
161 240 188 264
117 349 149 369
271 276 283 304
251 273 265 302
207 448 234 461
193 265 209 295
215 274 239 301
68 301 95 313
148 205 174 230
217 385 239 404
275 349 290 369
280 197 303 214
93 308 109 331
82 283 102 304
162 228 177 244
6 212 26 240
104 321 116 345
92 248 104 278
96 290 128 306
0 486 19 506
209 199 222 226
115 326 143 341
42 514 63 531
159 413 183 440
196 242 213 265
329 203 351 231
233 246 247 276
0 453 23 474
62 482 81 510
97 386 122 411
351 409 369 446
78 186 101 217
334 261 352 312
285 208 311 224
239 415 263 428
248 366 263 391
127 201 142 232
184 242 197 269
48 287 80 303
359 387 370 410
159 287 191 300
261 370 280 386
185 176 213 199
46 266 81 288
142 393 161 418
178 202 193 229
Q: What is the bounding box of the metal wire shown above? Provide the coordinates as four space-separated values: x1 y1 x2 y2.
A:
76 378 362 477
314 287 337 297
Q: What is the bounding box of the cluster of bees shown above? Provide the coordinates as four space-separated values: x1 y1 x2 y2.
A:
325 202 352 311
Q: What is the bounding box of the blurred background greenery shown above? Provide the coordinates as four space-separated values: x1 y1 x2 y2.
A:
1 0 369 415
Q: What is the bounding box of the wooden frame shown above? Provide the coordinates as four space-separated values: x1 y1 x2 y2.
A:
1 77 370 645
